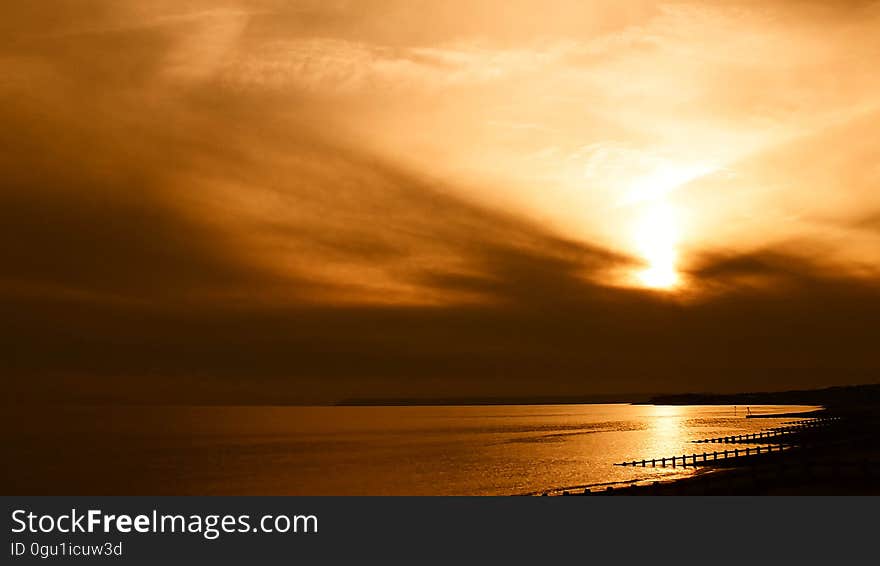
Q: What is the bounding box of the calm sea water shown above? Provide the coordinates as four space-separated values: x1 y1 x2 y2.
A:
5 404 819 495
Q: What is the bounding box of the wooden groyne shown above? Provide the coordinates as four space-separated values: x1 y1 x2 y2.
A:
614 418 842 469
690 419 837 445
614 444 792 468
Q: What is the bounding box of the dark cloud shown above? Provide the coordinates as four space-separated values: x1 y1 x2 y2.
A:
5 235 879 404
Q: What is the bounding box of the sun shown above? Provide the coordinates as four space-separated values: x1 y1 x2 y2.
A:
617 160 713 291
633 201 681 289
638 261 680 289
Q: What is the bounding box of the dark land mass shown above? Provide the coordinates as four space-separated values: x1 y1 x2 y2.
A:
648 383 880 409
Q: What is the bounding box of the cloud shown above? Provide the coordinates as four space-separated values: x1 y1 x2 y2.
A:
2 1 879 404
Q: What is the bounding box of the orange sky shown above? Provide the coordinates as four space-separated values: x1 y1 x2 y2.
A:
2 1 879 402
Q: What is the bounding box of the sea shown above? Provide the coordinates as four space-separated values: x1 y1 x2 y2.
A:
4 404 820 495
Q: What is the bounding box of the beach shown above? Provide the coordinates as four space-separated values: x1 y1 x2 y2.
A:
567 404 880 495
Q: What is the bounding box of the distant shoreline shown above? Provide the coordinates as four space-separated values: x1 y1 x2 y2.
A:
335 383 880 407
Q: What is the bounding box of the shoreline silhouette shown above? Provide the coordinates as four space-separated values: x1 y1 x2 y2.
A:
551 386 880 495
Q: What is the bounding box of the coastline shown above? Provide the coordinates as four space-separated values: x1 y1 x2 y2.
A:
554 404 880 496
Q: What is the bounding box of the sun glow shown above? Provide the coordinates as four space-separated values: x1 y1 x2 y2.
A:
622 163 706 291
634 202 681 289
